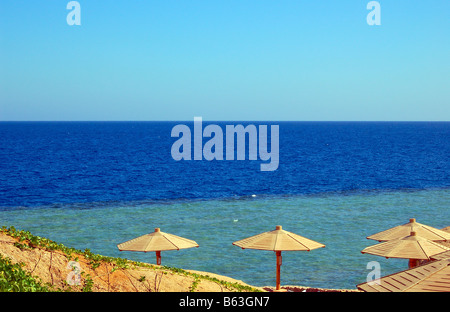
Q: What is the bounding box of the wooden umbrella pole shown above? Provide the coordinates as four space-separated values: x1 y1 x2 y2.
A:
408 258 420 268
276 251 282 290
156 251 162 265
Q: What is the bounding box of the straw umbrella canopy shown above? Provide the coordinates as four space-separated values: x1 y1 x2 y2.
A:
367 218 450 242
362 231 450 268
232 225 325 290
117 228 199 265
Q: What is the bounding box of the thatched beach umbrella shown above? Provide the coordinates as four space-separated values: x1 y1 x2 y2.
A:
362 231 450 268
232 225 325 290
367 218 450 242
117 228 199 265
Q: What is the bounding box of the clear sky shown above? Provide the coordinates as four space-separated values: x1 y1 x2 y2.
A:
0 0 449 121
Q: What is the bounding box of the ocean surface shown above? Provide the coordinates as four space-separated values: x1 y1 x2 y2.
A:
0 121 449 289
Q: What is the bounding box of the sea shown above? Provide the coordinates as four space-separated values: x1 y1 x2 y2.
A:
0 121 449 289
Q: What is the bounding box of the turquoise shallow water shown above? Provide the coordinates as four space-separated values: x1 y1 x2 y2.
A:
1 188 449 289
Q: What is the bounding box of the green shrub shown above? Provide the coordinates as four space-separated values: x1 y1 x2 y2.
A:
0 253 52 292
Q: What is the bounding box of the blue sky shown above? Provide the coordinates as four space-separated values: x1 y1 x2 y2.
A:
0 0 449 121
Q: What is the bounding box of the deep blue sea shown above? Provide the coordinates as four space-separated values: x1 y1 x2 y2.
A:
0 121 449 289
